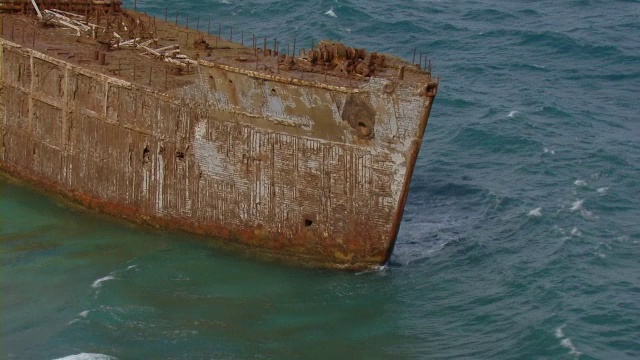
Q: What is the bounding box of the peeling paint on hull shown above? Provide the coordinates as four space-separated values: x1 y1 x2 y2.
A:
0 26 437 270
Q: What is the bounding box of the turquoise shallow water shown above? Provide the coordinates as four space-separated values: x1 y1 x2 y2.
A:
2 0 640 358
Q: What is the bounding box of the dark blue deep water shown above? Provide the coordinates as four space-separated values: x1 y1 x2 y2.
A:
2 0 639 359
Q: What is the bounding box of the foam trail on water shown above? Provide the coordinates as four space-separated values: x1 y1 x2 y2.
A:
356 264 388 275
574 180 587 187
91 275 115 289
561 338 582 356
570 200 584 212
569 199 595 219
508 110 519 118
570 227 581 237
68 310 92 325
325 8 337 17
597 187 608 194
554 325 582 357
53 353 117 360
528 207 542 217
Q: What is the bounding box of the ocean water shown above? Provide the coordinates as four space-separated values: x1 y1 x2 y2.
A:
2 0 639 358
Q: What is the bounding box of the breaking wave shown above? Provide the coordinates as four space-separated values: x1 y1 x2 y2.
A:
91 275 115 289
53 354 117 360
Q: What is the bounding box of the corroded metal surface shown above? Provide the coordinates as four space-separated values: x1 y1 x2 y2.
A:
0 11 437 269
0 1 122 13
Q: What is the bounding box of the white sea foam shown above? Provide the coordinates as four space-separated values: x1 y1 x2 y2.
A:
528 207 542 217
68 310 91 325
570 199 595 219
555 325 582 357
570 227 581 237
570 200 584 212
561 338 582 356
53 353 117 360
616 235 630 243
597 187 608 194
91 275 115 289
356 264 388 275
325 8 337 17
582 209 595 219
543 148 556 155
574 180 587 187
125 264 138 271
508 110 519 118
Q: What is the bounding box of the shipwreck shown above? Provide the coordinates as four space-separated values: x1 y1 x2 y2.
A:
0 0 438 269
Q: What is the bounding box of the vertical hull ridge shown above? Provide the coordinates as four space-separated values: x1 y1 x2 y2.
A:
0 12 437 270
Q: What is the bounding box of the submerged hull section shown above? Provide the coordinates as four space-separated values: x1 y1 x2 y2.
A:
0 14 437 269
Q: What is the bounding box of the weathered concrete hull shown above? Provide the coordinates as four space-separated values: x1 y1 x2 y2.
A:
0 39 436 269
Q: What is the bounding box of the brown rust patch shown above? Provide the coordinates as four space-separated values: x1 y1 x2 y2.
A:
341 94 375 139
0 162 388 270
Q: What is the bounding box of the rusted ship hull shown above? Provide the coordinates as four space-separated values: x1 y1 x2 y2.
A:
0 10 437 269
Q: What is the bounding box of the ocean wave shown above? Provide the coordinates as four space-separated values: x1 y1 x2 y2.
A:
67 310 93 325
516 30 623 58
53 354 117 360
462 8 517 22
570 199 584 212
555 324 583 357
564 71 640 82
504 62 551 72
534 106 573 119
516 8 542 17
453 127 541 154
393 218 463 267
436 96 478 109
91 275 116 289
430 182 484 198
571 227 582 237
324 8 337 18
528 207 542 217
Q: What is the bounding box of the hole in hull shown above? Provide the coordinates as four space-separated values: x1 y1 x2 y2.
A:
358 121 370 137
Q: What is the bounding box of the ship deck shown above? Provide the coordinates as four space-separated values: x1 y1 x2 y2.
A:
0 8 432 92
